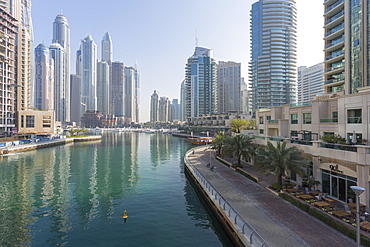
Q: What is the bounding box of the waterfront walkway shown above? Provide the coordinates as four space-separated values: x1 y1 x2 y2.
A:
187 146 356 247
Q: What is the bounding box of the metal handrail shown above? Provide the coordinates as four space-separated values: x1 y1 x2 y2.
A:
185 150 270 247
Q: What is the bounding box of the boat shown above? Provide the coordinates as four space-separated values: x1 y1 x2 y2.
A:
188 136 213 145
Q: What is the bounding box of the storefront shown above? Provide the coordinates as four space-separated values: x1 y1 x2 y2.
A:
321 163 357 203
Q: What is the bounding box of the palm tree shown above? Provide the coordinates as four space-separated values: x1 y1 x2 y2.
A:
246 119 256 130
221 134 254 167
254 141 306 187
230 119 247 133
211 131 226 154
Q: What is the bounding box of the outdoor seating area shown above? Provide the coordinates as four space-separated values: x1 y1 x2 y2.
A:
284 188 370 232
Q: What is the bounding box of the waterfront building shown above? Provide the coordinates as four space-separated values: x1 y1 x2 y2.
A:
124 66 140 123
52 13 70 122
297 63 324 103
150 90 159 122
80 34 97 113
217 61 242 114
17 109 54 134
101 32 113 63
249 0 297 113
70 74 81 123
0 7 17 135
34 44 54 111
184 47 217 119
171 99 180 122
97 61 110 114
110 61 124 116
158 96 170 122
49 43 67 122
180 80 186 121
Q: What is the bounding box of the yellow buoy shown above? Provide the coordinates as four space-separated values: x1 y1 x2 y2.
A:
123 210 128 219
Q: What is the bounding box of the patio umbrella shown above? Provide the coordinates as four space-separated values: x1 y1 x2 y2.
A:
352 130 357 144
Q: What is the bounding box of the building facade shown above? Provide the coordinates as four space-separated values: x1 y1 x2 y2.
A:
49 43 67 122
150 90 159 122
101 32 113 63
158 96 170 122
110 61 124 116
34 44 54 111
184 47 217 119
171 98 180 122
249 0 297 113
80 35 97 113
52 13 70 122
217 61 242 114
0 7 17 135
97 61 110 114
297 63 324 103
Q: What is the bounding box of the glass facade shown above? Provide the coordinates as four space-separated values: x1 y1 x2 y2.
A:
350 0 363 93
321 169 357 203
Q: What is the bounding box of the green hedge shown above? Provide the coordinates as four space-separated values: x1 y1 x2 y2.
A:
216 156 231 167
280 193 370 246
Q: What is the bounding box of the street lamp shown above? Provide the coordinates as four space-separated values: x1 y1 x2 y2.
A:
351 185 365 247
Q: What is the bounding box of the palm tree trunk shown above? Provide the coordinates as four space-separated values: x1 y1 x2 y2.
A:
277 172 283 187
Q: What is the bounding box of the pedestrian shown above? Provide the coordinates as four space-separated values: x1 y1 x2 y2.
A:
192 150 195 155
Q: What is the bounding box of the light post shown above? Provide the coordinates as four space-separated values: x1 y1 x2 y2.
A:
351 185 365 247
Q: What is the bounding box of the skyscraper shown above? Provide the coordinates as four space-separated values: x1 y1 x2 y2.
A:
49 43 66 122
97 61 110 114
52 13 70 122
102 32 113 63
323 0 367 95
0 7 17 135
158 96 170 122
217 61 242 114
180 80 185 121
297 63 324 103
80 35 97 113
124 66 140 123
171 99 180 122
110 61 124 116
150 90 159 122
35 44 54 111
184 47 217 119
249 0 297 112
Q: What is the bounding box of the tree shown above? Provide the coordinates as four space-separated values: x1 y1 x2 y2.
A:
246 119 256 130
211 131 226 154
67 128 77 136
221 134 254 167
254 141 306 187
230 119 248 133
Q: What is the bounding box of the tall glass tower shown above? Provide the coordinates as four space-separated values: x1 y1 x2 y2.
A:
53 14 70 122
249 0 297 112
101 32 113 63
184 47 217 119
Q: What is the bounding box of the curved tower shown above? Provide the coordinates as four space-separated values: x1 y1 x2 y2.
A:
249 0 297 112
53 14 70 122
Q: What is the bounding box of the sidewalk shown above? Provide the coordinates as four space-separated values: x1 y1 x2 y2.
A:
188 146 356 247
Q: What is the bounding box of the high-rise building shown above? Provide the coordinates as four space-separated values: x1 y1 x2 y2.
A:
49 43 67 122
52 13 70 122
97 61 110 114
34 44 54 111
249 0 297 112
180 80 185 121
80 35 97 113
150 90 159 122
102 32 113 63
241 78 252 115
158 96 170 122
70 74 81 123
171 99 180 121
323 0 368 95
184 47 217 119
297 63 324 103
218 61 242 114
0 7 17 135
124 66 140 123
110 61 124 116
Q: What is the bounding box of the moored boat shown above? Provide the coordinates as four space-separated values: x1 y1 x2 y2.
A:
188 136 212 145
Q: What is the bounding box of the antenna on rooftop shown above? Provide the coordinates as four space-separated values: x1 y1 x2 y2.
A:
195 29 198 47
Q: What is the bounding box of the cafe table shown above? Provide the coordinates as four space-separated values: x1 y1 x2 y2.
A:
309 191 321 196
347 202 366 210
298 194 315 200
332 210 351 218
313 201 330 208
324 197 335 205
360 221 370 232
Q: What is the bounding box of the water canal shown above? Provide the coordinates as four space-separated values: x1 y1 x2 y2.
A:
0 132 233 246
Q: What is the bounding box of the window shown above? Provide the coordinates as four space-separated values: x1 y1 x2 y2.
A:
26 115 34 128
259 129 264 134
347 109 362 123
259 116 264 124
266 116 271 121
332 111 338 119
291 114 298 124
291 130 298 137
303 113 312 124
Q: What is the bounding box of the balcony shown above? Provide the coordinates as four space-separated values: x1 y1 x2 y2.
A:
268 120 278 124
325 0 344 15
289 102 312 108
320 118 338 123
347 117 362 124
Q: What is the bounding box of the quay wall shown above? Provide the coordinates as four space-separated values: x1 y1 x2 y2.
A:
0 136 102 155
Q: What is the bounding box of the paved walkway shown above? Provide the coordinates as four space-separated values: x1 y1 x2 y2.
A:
187 146 356 247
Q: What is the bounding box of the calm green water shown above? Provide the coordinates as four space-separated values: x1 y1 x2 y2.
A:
0 132 233 246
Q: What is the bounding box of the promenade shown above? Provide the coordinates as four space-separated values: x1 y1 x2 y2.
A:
186 146 356 247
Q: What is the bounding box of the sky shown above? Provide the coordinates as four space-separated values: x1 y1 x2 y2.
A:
32 0 324 122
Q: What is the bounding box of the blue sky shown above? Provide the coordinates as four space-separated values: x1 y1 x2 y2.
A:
32 0 324 122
